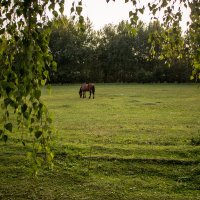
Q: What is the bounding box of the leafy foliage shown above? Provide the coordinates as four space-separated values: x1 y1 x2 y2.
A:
0 0 64 173
123 0 200 79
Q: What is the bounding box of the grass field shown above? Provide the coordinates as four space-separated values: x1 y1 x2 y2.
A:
1 84 200 200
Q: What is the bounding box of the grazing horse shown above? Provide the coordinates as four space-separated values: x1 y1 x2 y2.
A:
79 83 95 99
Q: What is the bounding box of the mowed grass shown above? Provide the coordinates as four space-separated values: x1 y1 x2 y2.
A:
1 84 200 200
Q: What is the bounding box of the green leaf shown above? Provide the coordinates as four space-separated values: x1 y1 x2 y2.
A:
5 86 12 95
3 135 8 143
41 79 46 86
71 7 75 13
31 118 35 124
52 10 58 18
37 110 42 120
23 111 30 120
35 90 41 100
29 127 34 133
59 6 64 14
139 8 144 14
79 15 84 24
76 6 82 15
133 14 138 22
4 123 12 132
161 0 168 8
37 22 43 27
158 55 164 60
72 15 75 20
35 131 43 139
4 98 12 108
43 70 49 78
51 61 57 71
36 157 43 166
0 28 5 35
47 117 52 123
49 3 55 10
152 8 157 15
21 103 28 113
6 13 11 20
132 0 136 5
129 11 133 17
5 111 9 118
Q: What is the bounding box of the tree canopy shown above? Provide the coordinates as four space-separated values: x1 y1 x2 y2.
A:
48 17 192 83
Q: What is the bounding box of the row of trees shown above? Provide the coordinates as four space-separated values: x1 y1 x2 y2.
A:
49 17 193 83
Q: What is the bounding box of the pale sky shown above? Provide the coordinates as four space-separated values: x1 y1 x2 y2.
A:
80 0 134 30
64 0 190 31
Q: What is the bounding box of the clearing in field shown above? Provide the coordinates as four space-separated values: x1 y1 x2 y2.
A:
0 84 200 200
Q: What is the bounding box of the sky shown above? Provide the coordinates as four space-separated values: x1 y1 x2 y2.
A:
64 0 190 31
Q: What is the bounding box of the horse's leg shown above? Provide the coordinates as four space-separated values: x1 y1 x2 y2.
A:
93 86 95 99
84 91 86 98
92 88 95 99
89 90 91 99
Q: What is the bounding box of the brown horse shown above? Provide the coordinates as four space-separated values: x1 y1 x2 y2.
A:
79 83 95 99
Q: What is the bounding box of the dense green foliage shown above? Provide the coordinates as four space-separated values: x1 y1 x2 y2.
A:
49 17 96 83
49 17 192 83
1 84 200 199
112 0 200 80
0 0 64 172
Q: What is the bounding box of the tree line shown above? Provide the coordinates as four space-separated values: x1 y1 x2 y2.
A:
49 16 193 84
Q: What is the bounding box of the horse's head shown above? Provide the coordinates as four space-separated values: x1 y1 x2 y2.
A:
79 88 82 98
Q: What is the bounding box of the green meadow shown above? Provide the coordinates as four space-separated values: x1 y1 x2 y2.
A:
1 84 200 200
